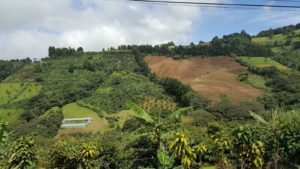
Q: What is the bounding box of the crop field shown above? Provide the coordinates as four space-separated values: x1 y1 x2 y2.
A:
0 82 40 123
12 83 42 102
252 30 300 46
252 34 286 45
0 82 41 104
57 102 109 136
0 83 22 104
0 108 23 123
237 56 289 71
145 56 263 101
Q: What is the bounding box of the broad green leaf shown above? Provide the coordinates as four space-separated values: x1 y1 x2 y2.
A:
157 150 174 168
126 101 155 124
166 107 192 122
250 111 267 125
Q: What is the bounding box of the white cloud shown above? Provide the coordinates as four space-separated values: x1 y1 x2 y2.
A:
0 0 204 60
0 0 299 60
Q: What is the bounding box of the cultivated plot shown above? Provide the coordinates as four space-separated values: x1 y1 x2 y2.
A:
145 56 264 101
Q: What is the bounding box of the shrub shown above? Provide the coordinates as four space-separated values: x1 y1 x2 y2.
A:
208 101 265 121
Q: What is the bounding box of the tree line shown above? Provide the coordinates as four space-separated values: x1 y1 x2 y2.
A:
48 46 84 58
117 31 272 57
256 23 300 37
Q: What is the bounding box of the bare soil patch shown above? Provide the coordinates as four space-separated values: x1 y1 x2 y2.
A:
145 56 263 101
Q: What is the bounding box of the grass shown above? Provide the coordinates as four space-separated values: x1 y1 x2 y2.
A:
252 31 298 46
238 56 290 71
0 108 23 123
62 102 98 118
244 75 270 90
57 102 110 136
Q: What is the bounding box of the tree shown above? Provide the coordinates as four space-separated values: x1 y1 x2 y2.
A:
159 78 191 106
50 140 98 169
48 46 56 57
77 47 84 54
68 63 75 73
251 110 300 168
126 101 192 167
212 131 232 169
232 125 265 169
83 60 95 71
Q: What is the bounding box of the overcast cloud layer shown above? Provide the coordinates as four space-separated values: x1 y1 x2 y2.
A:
0 0 299 60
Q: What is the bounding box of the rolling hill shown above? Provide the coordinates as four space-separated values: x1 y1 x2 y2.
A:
1 25 300 169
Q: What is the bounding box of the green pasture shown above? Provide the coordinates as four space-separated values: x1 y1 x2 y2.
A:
62 102 98 118
245 75 269 90
238 57 289 71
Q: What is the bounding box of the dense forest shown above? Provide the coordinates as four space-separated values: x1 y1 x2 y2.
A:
0 24 299 169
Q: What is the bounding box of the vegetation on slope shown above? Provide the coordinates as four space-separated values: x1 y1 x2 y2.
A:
0 24 299 169
253 24 300 70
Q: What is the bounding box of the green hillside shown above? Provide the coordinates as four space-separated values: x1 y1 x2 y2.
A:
237 56 289 71
1 28 299 169
253 28 300 70
0 82 41 123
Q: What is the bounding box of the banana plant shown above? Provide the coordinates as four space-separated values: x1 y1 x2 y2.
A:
126 101 192 167
157 150 175 169
126 101 192 151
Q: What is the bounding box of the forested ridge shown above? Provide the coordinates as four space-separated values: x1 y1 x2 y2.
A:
0 24 299 169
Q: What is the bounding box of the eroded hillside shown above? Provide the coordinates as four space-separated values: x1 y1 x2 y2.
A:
145 56 264 101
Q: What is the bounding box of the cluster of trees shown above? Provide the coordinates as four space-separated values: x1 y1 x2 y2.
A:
117 31 272 57
256 23 300 37
236 55 300 110
157 77 210 109
0 58 32 81
48 46 84 58
1 107 299 169
208 100 265 121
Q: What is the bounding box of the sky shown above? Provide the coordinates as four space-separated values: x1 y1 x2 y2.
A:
0 0 300 60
